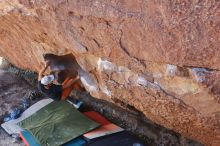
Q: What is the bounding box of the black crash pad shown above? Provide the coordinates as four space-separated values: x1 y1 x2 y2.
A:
87 131 146 146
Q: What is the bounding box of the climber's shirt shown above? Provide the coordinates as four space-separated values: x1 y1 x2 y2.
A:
38 81 62 100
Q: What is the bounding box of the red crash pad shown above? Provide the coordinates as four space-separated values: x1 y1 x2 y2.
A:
83 111 111 125
83 111 123 139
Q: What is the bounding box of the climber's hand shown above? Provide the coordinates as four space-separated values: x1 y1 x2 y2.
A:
45 61 51 67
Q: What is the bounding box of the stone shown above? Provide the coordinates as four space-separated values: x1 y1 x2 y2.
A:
0 1 219 145
0 57 11 69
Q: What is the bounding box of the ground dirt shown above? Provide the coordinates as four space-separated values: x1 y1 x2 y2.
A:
0 70 35 146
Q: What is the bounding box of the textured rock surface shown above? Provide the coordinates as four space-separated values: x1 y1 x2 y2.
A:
0 0 219 145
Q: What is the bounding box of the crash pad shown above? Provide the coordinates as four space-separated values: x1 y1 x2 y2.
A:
18 101 99 146
63 137 86 146
83 111 123 139
1 99 53 135
84 123 123 139
20 130 40 146
83 111 111 125
20 130 87 146
87 131 146 146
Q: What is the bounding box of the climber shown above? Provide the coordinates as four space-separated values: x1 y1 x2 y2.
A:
37 62 83 102
43 53 80 83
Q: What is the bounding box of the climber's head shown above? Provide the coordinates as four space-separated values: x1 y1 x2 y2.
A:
41 74 55 87
43 53 58 64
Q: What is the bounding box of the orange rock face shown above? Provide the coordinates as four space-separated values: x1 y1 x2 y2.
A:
0 0 219 145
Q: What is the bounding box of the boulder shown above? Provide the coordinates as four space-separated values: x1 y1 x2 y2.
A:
0 1 219 145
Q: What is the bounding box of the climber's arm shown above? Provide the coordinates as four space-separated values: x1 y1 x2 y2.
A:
62 76 80 89
38 63 50 81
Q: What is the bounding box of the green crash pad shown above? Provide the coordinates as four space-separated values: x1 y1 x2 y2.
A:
18 101 99 146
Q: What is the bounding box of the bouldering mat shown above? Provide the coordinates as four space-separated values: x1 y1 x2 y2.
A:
1 98 53 135
62 137 86 146
20 130 87 146
87 131 146 146
84 123 123 139
18 101 99 146
20 130 40 146
83 111 123 139
83 111 111 125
